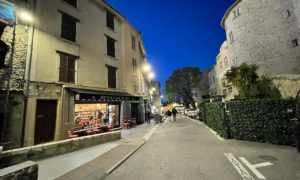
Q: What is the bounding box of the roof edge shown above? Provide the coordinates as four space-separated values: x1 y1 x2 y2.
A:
221 0 242 28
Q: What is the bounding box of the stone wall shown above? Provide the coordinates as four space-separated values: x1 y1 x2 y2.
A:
223 0 300 76
0 24 29 90
0 131 121 168
0 161 38 180
271 75 300 99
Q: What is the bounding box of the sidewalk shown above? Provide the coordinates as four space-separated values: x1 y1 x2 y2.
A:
37 120 161 180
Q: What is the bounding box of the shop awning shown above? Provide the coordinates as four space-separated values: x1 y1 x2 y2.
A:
68 88 142 102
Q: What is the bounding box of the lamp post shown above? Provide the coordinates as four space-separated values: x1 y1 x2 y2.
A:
2 9 32 145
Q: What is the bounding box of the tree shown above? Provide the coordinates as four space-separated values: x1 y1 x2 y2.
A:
225 63 281 99
164 67 201 109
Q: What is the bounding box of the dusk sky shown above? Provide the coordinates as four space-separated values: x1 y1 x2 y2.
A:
106 0 237 92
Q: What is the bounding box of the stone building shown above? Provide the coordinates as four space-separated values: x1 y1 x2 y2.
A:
0 0 151 149
150 81 162 114
221 0 300 98
193 68 210 105
215 41 239 100
0 0 31 149
207 66 218 96
123 21 150 123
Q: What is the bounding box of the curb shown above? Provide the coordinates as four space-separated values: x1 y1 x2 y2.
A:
185 115 224 141
105 123 160 176
105 140 146 175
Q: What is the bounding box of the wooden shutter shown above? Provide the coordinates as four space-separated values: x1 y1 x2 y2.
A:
64 0 77 8
108 66 116 88
61 13 77 42
59 54 68 82
68 57 75 83
106 10 114 30
107 36 115 57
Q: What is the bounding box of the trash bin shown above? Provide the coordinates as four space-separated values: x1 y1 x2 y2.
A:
154 114 162 123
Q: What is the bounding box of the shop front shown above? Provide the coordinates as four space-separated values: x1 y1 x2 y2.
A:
69 88 142 132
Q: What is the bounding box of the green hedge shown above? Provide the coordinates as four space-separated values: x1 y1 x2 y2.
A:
227 99 296 145
203 102 229 138
201 99 296 145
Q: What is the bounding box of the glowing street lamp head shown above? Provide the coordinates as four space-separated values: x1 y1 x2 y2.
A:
149 72 154 79
152 87 156 91
143 65 150 71
20 12 32 21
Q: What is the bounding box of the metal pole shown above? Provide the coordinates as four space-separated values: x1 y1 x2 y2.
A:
1 18 17 144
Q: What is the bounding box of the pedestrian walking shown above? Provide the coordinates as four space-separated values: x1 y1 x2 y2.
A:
172 108 178 121
165 110 172 121
145 110 151 125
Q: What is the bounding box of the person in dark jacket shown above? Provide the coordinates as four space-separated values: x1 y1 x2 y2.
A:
145 110 151 125
172 108 178 121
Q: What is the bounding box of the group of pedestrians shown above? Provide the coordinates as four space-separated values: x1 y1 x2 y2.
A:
165 108 178 121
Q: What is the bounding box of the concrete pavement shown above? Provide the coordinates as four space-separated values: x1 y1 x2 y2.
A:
106 114 300 180
36 119 161 180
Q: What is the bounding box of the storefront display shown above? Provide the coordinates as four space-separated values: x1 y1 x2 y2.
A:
74 103 120 130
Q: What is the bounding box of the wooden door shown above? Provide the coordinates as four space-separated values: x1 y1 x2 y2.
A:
34 100 57 145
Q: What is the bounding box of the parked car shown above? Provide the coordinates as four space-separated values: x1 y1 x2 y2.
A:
185 109 199 119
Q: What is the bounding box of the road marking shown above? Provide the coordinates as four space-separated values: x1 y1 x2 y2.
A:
239 157 273 179
224 153 255 180
143 125 159 141
187 116 224 141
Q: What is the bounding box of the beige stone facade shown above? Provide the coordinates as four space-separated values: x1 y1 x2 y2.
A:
208 66 218 95
0 0 151 149
222 0 300 76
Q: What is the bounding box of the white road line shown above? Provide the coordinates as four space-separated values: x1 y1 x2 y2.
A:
187 116 224 141
143 125 159 141
239 157 273 179
224 153 255 180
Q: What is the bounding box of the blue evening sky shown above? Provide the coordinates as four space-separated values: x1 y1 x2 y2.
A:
106 0 236 90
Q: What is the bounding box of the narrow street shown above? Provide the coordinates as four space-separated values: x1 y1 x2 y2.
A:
106 115 300 180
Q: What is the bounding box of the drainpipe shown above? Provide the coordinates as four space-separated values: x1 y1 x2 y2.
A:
21 0 36 147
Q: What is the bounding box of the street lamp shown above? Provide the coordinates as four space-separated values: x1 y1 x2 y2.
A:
143 64 150 71
20 12 32 21
149 72 154 79
152 87 156 91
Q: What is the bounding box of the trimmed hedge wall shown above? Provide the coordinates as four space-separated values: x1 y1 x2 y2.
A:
227 99 296 145
201 99 296 145
203 102 228 138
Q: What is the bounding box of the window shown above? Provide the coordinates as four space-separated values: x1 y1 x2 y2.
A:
0 23 9 69
228 87 233 94
134 77 138 92
107 66 117 88
229 31 234 44
233 57 238 66
132 58 137 74
61 12 78 42
106 36 116 57
223 89 227 96
106 10 114 30
132 35 136 50
59 53 76 83
292 39 298 47
64 0 77 8
286 9 291 17
213 76 215 83
233 7 241 19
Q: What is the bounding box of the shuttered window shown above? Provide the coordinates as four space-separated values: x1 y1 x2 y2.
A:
107 66 117 88
107 36 115 58
59 53 76 83
64 0 77 8
132 35 135 50
61 12 78 42
132 58 137 74
106 10 114 30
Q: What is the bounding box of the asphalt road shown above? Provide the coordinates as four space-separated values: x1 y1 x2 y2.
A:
105 115 300 180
